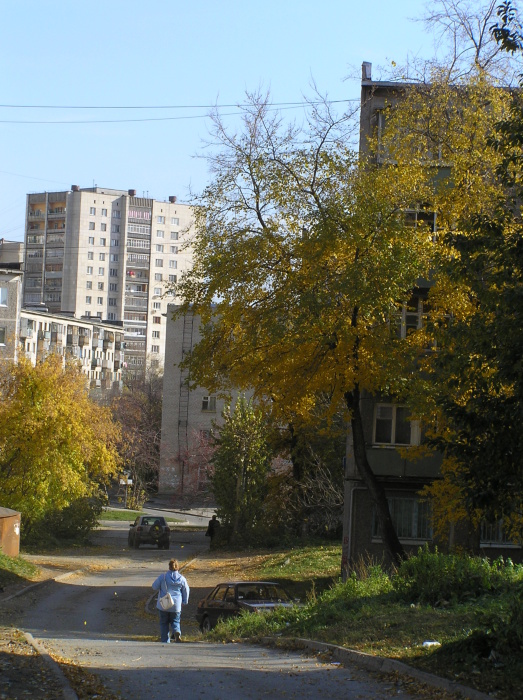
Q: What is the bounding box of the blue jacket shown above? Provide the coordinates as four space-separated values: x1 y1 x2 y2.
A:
152 570 190 612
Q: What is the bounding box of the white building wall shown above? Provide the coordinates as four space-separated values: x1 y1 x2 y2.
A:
159 306 238 495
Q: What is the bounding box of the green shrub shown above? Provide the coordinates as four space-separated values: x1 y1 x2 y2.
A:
22 497 103 546
482 580 523 653
393 546 517 604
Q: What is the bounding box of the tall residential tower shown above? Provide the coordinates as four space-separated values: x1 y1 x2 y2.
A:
24 186 193 374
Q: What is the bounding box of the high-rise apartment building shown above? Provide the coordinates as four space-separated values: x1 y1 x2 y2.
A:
23 187 194 374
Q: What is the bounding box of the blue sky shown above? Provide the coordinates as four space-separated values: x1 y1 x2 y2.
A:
0 1 429 241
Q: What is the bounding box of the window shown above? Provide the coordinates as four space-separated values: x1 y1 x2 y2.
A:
393 296 424 339
109 269 118 277
109 283 118 291
171 231 179 240
101 208 107 216
155 259 163 267
98 267 105 275
154 287 162 295
480 520 519 546
86 296 92 304
111 239 119 247
87 251 94 260
90 207 96 215
169 274 177 283
156 244 164 252
100 238 106 246
107 312 116 321
99 253 106 261
374 404 414 445
87 266 93 275
151 345 160 353
153 302 161 310
156 230 164 238
202 396 217 412
108 298 117 307
170 245 178 254
169 260 177 269
372 497 432 540
86 281 92 290
110 254 118 262
113 210 121 218
153 316 161 324
154 273 162 281
0 287 8 306
97 297 103 305
89 222 95 230
98 282 104 290
0 326 6 345
171 217 179 225
101 223 107 232
157 215 165 223
152 330 160 338
112 224 120 233
88 236 95 245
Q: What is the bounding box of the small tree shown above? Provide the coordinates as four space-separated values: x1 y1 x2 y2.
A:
112 367 163 507
211 397 272 541
0 356 120 535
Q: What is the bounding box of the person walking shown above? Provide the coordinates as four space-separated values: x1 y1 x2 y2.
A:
205 514 221 544
152 559 190 643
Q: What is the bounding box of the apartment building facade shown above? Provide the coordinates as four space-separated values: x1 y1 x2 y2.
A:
159 306 248 496
24 187 194 375
1 265 125 394
341 62 522 566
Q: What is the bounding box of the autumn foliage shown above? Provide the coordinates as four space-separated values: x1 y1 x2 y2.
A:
0 356 121 534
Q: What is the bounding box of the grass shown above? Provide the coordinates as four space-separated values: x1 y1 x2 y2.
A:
205 544 523 700
0 552 39 589
100 508 184 523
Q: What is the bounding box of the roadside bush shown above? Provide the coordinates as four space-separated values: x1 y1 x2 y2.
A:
22 497 103 546
393 546 517 604
482 579 523 653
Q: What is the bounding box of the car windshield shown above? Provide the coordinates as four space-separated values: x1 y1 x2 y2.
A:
237 584 291 602
141 517 166 526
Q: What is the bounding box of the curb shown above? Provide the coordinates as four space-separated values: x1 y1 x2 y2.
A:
24 632 78 700
259 637 492 700
0 569 85 604
1 571 85 700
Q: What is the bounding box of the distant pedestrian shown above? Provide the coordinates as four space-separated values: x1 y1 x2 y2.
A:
152 559 190 643
205 514 221 543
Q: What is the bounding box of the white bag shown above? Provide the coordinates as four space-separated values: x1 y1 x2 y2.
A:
159 591 174 610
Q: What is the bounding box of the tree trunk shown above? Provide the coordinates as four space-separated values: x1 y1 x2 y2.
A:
344 387 406 571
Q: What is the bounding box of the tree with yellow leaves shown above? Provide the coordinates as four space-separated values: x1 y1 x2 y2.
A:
0 355 121 536
174 95 436 566
379 47 523 545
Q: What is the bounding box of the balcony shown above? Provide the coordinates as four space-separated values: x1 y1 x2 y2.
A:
91 358 101 368
29 210 44 218
48 208 66 216
78 335 89 346
38 330 51 341
66 334 79 346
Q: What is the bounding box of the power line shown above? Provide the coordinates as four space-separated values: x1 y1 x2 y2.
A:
0 100 360 125
0 99 357 110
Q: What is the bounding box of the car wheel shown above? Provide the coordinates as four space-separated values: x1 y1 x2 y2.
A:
201 616 212 633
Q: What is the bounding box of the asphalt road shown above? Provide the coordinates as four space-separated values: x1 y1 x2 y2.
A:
13 513 428 700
